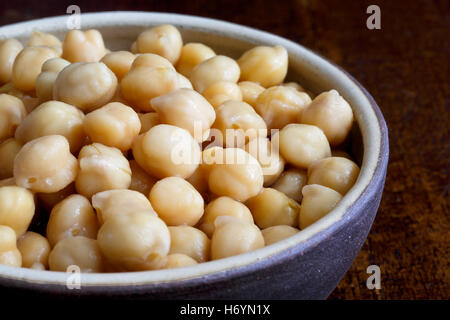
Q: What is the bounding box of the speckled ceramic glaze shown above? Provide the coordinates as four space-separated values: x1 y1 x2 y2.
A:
0 12 388 299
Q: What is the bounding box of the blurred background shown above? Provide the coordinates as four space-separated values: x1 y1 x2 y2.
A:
0 0 448 299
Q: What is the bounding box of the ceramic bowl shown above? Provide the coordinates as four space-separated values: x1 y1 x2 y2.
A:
0 11 388 299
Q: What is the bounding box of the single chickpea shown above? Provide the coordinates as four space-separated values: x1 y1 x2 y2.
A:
129 160 158 196
186 165 209 199
168 226 210 262
97 211 170 271
0 39 24 84
276 124 331 169
28 31 61 48
46 194 98 247
163 254 198 269
202 81 243 109
211 216 264 260
35 57 70 102
14 135 78 193
0 93 27 140
100 51 135 81
17 231 51 270
75 143 131 198
261 225 299 246
271 167 307 202
0 225 21 267
62 29 106 62
138 112 160 133
151 88 216 142
238 81 265 107
136 25 183 64
53 62 118 112
190 55 240 93
48 236 103 272
0 186 35 238
238 45 288 87
176 43 216 78
254 86 311 130
300 90 354 146
307 157 360 195
149 177 204 226
37 183 76 212
299 184 343 229
0 138 22 179
15 100 85 153
199 196 254 238
132 124 201 179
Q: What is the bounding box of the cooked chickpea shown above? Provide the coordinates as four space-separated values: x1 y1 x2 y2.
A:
15 100 85 153
254 86 311 130
238 81 265 107
14 135 78 193
17 231 50 269
97 211 170 271
271 167 307 202
138 112 160 133
129 160 158 196
100 51 135 81
75 143 131 198
163 253 198 269
238 45 288 87
190 55 240 93
48 236 103 272
132 124 201 179
28 31 61 47
199 196 254 238
299 184 343 229
0 39 24 84
168 226 210 262
53 62 118 112
276 124 331 169
202 81 243 108
136 25 183 64
35 57 70 102
186 165 209 198
261 225 299 245
37 183 76 212
211 216 264 260
62 29 106 62
0 93 27 140
0 186 35 238
0 225 21 267
151 88 215 142
46 194 98 247
176 43 216 78
0 138 22 179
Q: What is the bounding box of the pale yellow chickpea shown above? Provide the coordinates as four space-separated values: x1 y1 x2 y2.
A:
97 211 170 271
0 138 22 179
15 100 85 153
35 57 70 102
46 194 98 247
0 225 21 267
168 226 210 262
28 31 61 47
307 157 360 195
100 51 135 81
163 253 198 269
75 143 131 199
53 62 118 112
151 88 216 142
202 81 243 108
48 236 103 272
0 186 35 238
271 167 307 202
62 29 106 63
176 43 216 78
136 25 183 64
190 55 240 93
83 102 140 151
238 45 288 87
276 124 331 169
185 165 208 198
300 90 354 146
37 183 76 212
149 177 204 226
246 188 300 229
129 160 158 196
254 86 312 130
132 124 201 179
262 225 299 245
17 231 51 270
0 39 24 84
212 100 267 148
12 46 60 92
0 93 27 140
211 216 264 260
199 196 254 238
244 137 285 186
138 112 160 134
238 81 265 107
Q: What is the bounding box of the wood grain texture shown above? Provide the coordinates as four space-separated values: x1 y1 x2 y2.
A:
0 0 448 300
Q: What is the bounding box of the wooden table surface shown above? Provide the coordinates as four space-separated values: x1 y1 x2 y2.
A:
0 0 448 300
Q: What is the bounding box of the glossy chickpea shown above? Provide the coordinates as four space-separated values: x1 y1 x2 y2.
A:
271 167 307 202
100 51 135 81
0 138 22 179
62 29 106 62
28 31 61 47
176 43 216 78
17 231 51 269
129 160 158 196
163 254 198 269
238 45 288 87
202 81 243 109
0 225 21 267
37 183 76 212
0 94 27 140
75 143 131 198
238 81 265 107
136 25 183 64
0 186 35 238
35 58 70 102
168 226 210 262
138 112 160 133
0 39 24 84
262 225 299 245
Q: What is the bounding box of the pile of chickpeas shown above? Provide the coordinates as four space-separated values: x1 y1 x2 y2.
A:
0 25 360 273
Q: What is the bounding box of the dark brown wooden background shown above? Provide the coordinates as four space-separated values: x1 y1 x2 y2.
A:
0 0 448 300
